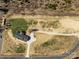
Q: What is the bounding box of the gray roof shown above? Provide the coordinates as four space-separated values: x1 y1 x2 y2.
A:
15 31 31 42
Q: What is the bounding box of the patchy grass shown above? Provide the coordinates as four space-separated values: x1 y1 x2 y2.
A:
39 20 61 29
42 39 57 47
31 33 77 56
15 44 26 53
2 30 27 55
9 18 38 36
46 3 58 10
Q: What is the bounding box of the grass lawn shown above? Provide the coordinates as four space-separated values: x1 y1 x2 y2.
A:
9 18 30 36
9 18 38 36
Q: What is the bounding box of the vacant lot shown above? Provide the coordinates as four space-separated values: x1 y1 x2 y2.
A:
30 32 77 56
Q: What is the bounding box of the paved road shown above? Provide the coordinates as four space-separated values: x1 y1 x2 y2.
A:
0 56 29 59
0 56 62 59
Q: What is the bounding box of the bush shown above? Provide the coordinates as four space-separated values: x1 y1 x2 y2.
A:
42 39 57 47
46 3 57 10
15 44 26 53
52 20 61 29
28 19 38 25
64 0 71 4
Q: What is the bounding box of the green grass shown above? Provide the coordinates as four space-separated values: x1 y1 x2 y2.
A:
9 18 38 37
9 18 30 36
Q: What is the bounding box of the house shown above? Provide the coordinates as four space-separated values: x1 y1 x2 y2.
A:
15 31 31 42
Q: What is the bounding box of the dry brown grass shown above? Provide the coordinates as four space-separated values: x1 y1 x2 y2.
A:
30 33 77 56
1 30 27 56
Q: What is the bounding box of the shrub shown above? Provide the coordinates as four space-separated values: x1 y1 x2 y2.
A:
46 3 57 10
52 20 61 29
42 39 57 47
64 0 71 4
15 44 26 53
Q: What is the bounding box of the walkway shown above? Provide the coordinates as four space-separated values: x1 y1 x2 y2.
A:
37 31 77 36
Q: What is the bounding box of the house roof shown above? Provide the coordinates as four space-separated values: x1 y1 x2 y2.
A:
15 31 31 42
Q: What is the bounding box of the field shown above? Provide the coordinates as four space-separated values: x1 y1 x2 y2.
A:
9 18 29 36
30 32 77 56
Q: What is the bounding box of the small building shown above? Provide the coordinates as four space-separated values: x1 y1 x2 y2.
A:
15 31 31 42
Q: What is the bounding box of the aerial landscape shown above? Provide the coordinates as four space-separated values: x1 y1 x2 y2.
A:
0 0 79 59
